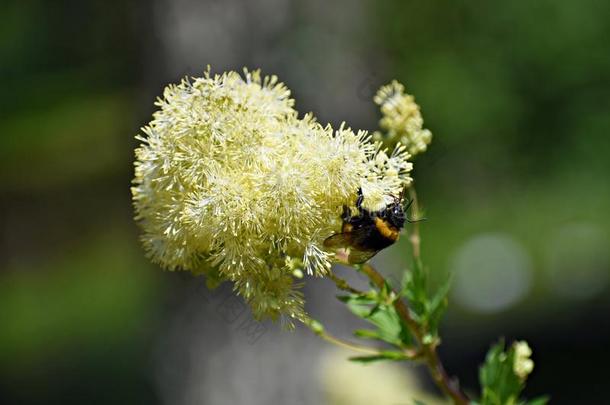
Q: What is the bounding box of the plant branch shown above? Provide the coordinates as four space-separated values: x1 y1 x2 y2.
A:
305 320 385 356
360 263 469 405
328 270 365 295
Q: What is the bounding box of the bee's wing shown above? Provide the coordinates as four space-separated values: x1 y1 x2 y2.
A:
323 232 352 249
344 249 379 264
323 230 379 265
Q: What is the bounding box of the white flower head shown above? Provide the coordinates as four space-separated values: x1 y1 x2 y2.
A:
513 341 534 380
132 68 413 324
373 80 432 156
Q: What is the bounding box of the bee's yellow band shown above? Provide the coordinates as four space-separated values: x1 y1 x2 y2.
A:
374 217 400 241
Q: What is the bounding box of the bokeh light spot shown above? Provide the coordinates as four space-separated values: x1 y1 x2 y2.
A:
451 233 532 313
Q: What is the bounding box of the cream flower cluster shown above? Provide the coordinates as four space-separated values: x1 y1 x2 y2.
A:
132 69 413 323
513 341 534 380
373 80 432 156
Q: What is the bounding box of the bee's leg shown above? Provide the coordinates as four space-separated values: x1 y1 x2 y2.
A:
398 186 406 201
341 205 351 222
404 198 427 223
404 198 414 211
356 187 364 211
406 216 427 223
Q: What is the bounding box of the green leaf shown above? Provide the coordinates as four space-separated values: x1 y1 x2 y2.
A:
427 273 452 336
402 259 428 321
401 259 451 339
479 340 524 405
372 306 410 346
348 350 408 363
339 293 412 346
353 329 382 340
337 294 377 318
525 396 550 405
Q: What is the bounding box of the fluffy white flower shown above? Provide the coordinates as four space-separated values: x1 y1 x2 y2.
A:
373 80 432 156
132 69 413 323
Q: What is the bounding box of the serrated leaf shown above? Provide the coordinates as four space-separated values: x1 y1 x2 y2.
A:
427 273 451 336
429 273 451 313
339 294 412 346
400 259 451 339
402 259 428 320
368 304 409 346
369 303 382 317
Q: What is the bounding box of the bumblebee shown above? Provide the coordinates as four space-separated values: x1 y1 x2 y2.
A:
324 188 416 264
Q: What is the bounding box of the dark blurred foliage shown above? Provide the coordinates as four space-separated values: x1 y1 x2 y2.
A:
1 1 609 404
0 1 163 404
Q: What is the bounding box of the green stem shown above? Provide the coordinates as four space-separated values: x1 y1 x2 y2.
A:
360 263 469 405
328 270 364 295
305 319 386 356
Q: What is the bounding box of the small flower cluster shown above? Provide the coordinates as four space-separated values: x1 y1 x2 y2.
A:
373 80 432 156
513 341 534 380
132 69 413 323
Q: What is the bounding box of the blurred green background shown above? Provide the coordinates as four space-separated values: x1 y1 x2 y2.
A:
1 1 609 404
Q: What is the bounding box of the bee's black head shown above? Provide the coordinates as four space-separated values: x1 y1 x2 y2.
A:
380 201 406 229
